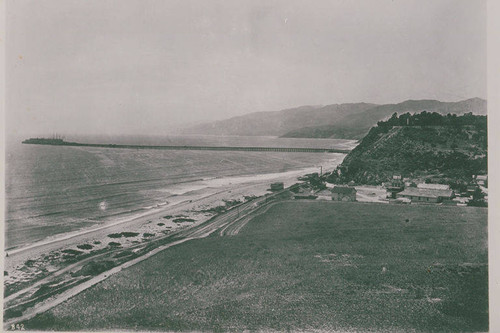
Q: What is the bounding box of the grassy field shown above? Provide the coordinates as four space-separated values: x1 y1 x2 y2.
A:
25 202 488 332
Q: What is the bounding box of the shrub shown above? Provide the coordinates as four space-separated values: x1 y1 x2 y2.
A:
173 218 195 223
77 244 93 250
25 259 36 267
121 232 139 238
72 261 115 277
61 249 83 256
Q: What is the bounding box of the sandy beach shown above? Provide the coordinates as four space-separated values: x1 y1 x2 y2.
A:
4 159 343 294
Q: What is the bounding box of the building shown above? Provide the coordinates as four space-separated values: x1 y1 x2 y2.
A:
331 186 357 202
325 182 335 189
316 189 333 200
467 185 479 195
270 182 284 191
385 175 405 199
293 187 318 200
417 183 450 190
395 197 411 204
293 193 318 200
396 187 454 203
474 175 488 186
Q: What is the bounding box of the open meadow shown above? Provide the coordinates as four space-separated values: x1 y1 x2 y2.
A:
24 201 488 332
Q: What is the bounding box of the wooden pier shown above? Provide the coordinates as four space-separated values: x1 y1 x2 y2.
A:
22 140 351 154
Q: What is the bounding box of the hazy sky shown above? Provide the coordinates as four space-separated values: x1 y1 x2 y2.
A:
6 0 486 136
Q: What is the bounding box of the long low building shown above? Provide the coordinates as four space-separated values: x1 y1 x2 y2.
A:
331 186 357 202
396 187 454 203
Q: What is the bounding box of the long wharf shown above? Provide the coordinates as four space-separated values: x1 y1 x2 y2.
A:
22 139 351 154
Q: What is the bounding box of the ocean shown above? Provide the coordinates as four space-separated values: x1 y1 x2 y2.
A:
5 135 356 249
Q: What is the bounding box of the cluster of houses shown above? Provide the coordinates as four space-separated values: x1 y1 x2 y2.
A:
270 182 357 202
384 175 487 205
269 173 487 205
385 175 454 203
296 186 357 201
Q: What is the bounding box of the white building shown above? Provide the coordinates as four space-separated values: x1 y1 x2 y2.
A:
417 183 450 190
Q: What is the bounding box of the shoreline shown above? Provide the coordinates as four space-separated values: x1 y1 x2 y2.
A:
5 152 345 252
3 175 306 326
6 158 340 253
4 155 344 296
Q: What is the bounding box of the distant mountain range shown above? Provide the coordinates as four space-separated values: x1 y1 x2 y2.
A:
184 98 486 140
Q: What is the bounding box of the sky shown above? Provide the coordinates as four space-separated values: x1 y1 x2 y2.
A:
6 0 487 136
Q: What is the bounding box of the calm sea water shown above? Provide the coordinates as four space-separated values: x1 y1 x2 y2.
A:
5 135 356 249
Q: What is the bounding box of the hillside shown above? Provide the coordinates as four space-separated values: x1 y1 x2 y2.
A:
283 98 487 139
184 103 378 136
326 112 487 185
184 98 486 139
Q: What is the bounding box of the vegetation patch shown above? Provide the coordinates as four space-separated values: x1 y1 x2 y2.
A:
223 199 243 207
24 259 36 267
143 233 155 238
327 112 487 185
173 218 195 223
72 261 115 277
121 232 139 238
61 249 83 256
76 244 93 250
202 205 227 214
62 255 77 262
25 202 487 332
6 279 90 320
114 251 134 259
4 308 23 319
108 242 121 247
108 232 139 239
